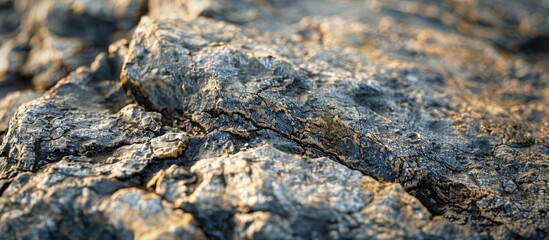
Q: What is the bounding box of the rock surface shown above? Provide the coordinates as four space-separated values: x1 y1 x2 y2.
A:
0 0 548 239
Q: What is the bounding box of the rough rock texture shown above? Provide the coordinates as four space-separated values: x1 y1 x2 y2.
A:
119 16 549 239
0 90 40 143
152 145 474 239
0 0 548 239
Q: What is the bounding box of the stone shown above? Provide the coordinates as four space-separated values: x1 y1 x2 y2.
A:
97 188 205 239
0 69 163 174
0 91 41 143
150 145 475 239
122 16 548 238
0 64 194 239
0 0 548 239
0 0 147 90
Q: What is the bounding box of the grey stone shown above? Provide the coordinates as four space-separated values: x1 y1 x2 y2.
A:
0 68 164 174
122 16 548 238
148 145 474 239
0 0 548 239
0 90 41 143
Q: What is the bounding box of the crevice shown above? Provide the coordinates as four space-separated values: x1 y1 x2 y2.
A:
0 179 13 197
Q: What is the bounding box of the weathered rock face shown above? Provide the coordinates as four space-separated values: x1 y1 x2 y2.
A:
153 145 474 239
0 0 548 239
122 16 548 238
0 90 40 143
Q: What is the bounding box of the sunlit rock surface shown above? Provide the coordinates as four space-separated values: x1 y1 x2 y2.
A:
0 0 547 239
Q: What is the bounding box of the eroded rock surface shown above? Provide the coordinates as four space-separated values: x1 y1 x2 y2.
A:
0 0 548 239
150 145 474 239
0 90 40 143
122 16 548 238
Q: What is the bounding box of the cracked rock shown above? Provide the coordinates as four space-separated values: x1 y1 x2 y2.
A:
0 0 548 239
0 90 40 143
149 145 474 239
0 69 164 175
122 16 548 238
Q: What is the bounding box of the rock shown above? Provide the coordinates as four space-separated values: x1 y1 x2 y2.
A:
0 0 19 44
0 0 147 90
148 145 474 239
122 16 548 238
0 0 548 239
149 0 258 23
0 156 200 239
366 0 549 54
0 64 194 239
97 188 205 239
0 91 41 143
0 68 164 175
